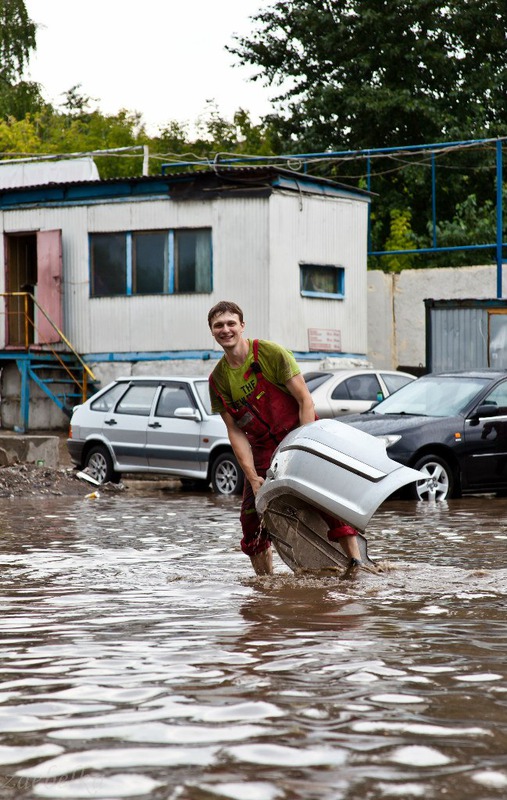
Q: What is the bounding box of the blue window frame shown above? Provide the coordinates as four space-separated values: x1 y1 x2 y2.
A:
300 264 345 299
90 228 212 297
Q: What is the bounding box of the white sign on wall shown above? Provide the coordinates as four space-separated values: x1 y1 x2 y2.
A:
308 328 342 352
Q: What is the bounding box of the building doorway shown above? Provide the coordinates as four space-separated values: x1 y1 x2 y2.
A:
4 230 63 347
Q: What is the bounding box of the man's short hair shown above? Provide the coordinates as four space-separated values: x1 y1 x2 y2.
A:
208 301 244 328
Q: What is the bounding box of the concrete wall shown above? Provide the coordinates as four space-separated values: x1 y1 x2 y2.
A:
367 263 507 371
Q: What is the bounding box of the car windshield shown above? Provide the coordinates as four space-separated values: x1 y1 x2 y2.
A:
372 375 491 417
195 380 214 415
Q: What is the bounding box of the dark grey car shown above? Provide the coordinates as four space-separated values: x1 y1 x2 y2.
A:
341 369 507 501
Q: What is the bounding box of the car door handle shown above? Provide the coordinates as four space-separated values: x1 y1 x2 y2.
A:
104 419 117 425
148 421 162 428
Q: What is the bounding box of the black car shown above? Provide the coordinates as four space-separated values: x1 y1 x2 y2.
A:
340 369 507 501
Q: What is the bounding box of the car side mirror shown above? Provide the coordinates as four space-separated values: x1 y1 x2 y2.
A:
174 407 201 421
469 403 498 424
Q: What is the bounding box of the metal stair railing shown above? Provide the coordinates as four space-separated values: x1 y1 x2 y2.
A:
0 292 98 428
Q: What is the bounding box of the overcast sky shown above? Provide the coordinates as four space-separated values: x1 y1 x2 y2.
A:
23 0 276 135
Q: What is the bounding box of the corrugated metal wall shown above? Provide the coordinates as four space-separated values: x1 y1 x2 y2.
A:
268 192 369 355
428 306 489 371
0 187 368 359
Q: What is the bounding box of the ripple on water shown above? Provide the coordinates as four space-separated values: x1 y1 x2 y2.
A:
0 494 505 800
32 773 162 798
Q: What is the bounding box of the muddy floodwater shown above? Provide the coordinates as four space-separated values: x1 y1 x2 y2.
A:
0 488 506 800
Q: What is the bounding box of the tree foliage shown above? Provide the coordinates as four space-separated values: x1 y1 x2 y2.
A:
230 0 507 151
0 0 42 119
228 0 507 269
0 0 503 273
0 0 35 82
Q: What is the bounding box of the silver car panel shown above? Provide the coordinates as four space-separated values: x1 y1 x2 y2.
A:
256 418 424 533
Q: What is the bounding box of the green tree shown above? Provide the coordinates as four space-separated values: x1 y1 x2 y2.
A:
0 0 42 118
152 104 278 168
230 1 507 268
375 208 419 272
230 0 507 152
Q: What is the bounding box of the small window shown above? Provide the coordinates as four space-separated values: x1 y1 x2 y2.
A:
482 381 507 413
91 233 126 296
174 229 212 293
332 375 381 402
381 373 413 394
300 264 344 298
194 380 213 415
155 385 194 417
133 232 168 294
90 382 128 412
303 372 333 392
115 384 158 416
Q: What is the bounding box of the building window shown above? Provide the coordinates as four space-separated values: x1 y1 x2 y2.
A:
133 232 168 294
90 233 127 297
90 228 212 297
174 230 212 293
300 264 345 299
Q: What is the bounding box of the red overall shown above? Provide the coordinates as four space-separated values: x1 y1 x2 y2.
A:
210 340 357 557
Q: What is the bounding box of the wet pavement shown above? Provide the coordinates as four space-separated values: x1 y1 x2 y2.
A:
0 489 505 799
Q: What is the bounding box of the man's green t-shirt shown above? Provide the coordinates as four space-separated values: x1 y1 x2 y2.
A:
210 339 300 413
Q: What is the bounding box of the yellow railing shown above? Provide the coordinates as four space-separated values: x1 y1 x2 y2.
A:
0 292 96 403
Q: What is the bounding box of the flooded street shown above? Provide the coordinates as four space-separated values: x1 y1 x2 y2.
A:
0 489 506 799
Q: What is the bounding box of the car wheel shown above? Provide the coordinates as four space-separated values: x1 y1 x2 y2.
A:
409 455 454 501
211 452 244 496
84 445 120 485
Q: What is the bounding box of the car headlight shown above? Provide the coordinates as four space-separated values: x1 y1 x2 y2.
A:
375 434 402 448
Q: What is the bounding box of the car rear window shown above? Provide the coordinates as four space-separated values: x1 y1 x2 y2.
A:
303 372 333 391
90 382 128 412
381 372 414 393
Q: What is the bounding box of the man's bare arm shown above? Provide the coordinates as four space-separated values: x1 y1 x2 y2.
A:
221 410 264 494
285 373 316 425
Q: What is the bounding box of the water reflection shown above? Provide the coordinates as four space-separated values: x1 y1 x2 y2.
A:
0 493 505 798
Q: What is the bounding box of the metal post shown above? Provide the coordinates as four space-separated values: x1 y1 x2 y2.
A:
431 154 437 248
366 156 371 253
497 139 503 298
16 359 29 433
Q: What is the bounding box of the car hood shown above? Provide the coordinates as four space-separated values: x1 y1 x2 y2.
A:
340 413 447 435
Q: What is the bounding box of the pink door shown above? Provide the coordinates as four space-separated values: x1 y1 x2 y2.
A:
36 230 63 344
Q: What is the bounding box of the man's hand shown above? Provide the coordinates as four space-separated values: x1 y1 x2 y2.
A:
250 475 265 495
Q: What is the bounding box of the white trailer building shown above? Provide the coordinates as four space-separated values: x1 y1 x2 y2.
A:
0 165 370 429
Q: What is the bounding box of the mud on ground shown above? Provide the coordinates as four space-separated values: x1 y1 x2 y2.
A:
0 463 127 497
0 433 183 497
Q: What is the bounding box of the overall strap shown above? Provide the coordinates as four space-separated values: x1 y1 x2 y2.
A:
244 339 262 380
208 373 230 411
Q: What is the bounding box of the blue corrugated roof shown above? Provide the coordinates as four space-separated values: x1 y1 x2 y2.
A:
0 165 371 209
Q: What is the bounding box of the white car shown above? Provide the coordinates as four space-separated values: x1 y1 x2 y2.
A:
304 368 416 418
67 376 244 495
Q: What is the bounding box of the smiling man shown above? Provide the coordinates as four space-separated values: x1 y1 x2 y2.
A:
208 300 362 575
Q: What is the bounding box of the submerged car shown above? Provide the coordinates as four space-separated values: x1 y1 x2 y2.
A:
341 369 507 501
304 368 415 418
67 376 244 495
